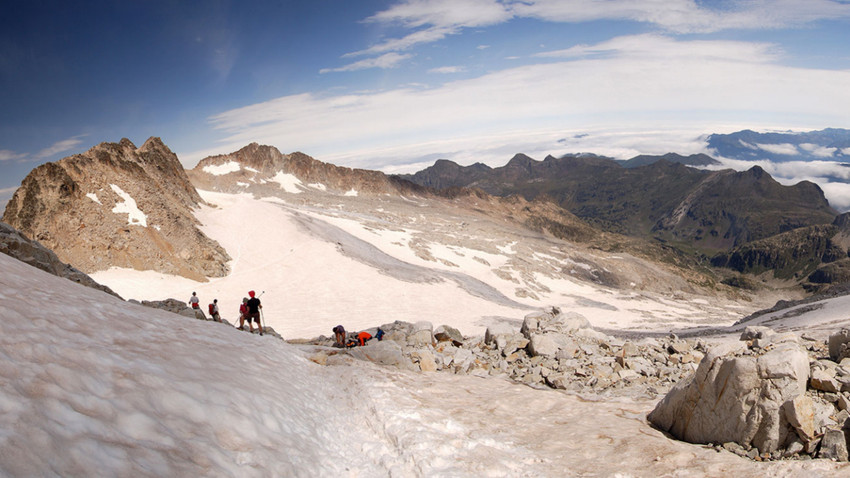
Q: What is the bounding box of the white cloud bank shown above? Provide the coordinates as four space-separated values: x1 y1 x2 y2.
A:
183 34 850 172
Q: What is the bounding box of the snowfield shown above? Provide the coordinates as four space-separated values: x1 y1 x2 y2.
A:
91 190 766 340
3 252 849 476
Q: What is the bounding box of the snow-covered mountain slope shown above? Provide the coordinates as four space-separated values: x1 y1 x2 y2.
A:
90 188 778 340
4 252 848 476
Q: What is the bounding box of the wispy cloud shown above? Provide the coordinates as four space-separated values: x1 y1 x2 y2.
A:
320 52 413 73
0 150 26 162
428 65 465 74
513 0 850 34
755 143 801 156
535 33 782 63
35 135 87 160
346 0 850 61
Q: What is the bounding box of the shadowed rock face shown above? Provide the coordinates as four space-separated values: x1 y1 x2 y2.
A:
400 156 837 252
2 138 230 281
0 221 120 298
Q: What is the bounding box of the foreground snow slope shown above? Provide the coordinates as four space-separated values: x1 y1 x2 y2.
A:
3 252 849 476
92 190 766 339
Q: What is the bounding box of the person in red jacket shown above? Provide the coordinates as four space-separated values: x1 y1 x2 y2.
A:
346 330 373 347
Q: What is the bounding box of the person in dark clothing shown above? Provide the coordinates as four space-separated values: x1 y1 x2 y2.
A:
245 290 263 335
332 325 346 348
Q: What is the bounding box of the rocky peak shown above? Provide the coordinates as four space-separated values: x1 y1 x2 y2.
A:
2 137 229 281
189 144 422 197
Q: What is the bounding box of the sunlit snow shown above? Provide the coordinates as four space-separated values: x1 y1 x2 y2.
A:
4 250 849 475
110 184 147 227
86 192 101 204
202 161 242 176
269 171 303 194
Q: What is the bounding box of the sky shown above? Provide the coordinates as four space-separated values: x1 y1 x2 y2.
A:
2 0 850 208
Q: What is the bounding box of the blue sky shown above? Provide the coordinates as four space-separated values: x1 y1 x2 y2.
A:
2 0 850 207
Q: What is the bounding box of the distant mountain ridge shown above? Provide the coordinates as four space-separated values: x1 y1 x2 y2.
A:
706 128 850 162
399 154 836 252
188 142 423 196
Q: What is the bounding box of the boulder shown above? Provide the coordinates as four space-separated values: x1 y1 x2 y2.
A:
408 321 434 346
411 350 437 372
740 326 776 343
783 395 816 442
829 329 850 362
485 323 516 346
434 325 463 344
348 340 416 371
648 340 810 454
818 429 849 461
811 368 841 393
528 334 560 358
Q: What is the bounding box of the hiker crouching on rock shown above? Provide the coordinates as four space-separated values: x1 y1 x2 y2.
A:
209 299 222 322
245 290 263 335
347 331 372 347
333 325 346 348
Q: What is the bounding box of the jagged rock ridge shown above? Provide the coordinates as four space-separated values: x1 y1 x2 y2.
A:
188 142 423 196
399 155 837 252
2 138 230 281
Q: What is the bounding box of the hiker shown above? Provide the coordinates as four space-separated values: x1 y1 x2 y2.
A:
347 331 372 347
332 325 346 348
238 298 249 330
376 328 385 341
188 292 200 310
245 290 263 335
208 299 221 322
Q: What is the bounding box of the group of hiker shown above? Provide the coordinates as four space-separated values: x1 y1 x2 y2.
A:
188 290 264 336
187 292 384 345
332 324 384 348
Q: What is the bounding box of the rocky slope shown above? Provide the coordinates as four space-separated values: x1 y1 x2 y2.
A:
399 155 837 252
0 221 119 297
2 138 229 281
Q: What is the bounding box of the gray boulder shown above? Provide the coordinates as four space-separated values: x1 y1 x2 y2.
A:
348 340 416 371
434 325 463 344
648 340 810 454
829 329 850 362
408 321 434 346
818 428 849 461
485 323 516 346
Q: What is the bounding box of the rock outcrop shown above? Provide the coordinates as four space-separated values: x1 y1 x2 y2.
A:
649 326 850 462
2 138 230 280
305 308 703 398
0 221 120 297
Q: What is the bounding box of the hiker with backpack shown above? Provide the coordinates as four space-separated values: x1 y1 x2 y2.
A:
208 299 222 322
244 290 263 335
332 325 346 348
238 298 249 330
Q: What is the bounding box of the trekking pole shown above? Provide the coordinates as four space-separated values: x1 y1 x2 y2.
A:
258 291 266 334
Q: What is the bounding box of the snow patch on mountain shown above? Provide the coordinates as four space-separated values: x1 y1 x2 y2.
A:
202 160 242 175
270 171 303 194
110 184 147 227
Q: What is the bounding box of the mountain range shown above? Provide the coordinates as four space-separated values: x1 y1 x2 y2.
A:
706 128 850 163
3 133 850 302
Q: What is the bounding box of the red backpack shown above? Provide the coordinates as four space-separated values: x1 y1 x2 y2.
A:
208 303 215 315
